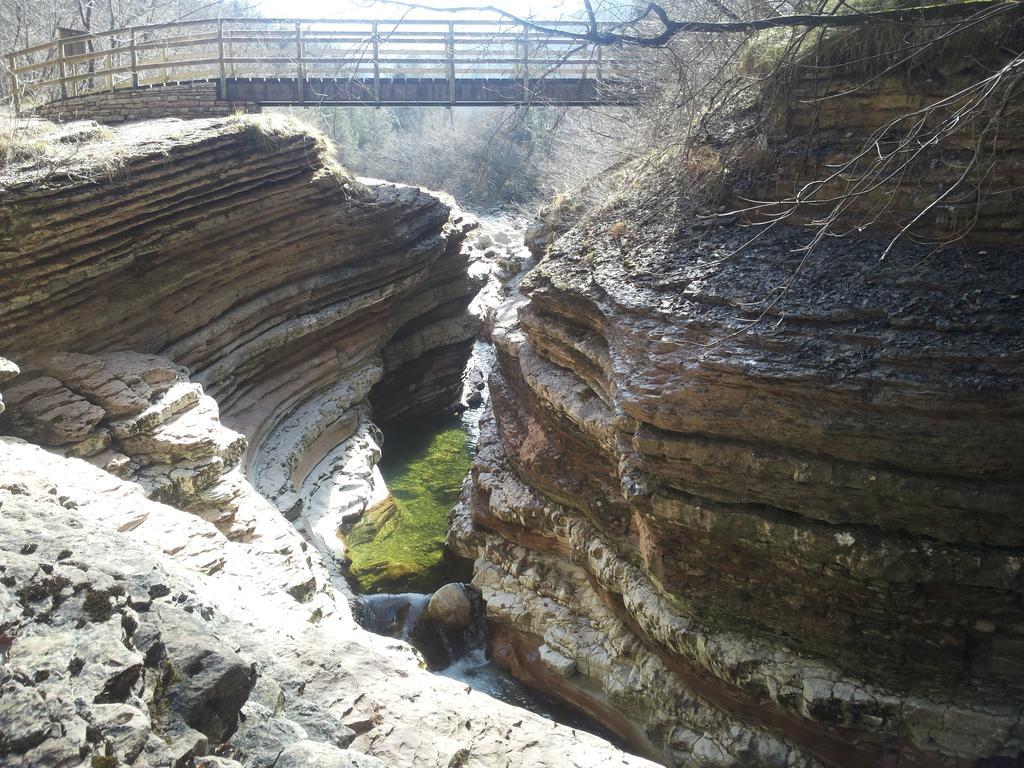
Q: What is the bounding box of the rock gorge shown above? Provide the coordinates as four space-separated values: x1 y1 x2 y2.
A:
1 22 1023 768
0 116 487 572
0 115 649 768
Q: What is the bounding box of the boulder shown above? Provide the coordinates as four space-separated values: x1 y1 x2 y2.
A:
86 703 151 763
0 681 53 753
147 609 257 742
425 583 472 630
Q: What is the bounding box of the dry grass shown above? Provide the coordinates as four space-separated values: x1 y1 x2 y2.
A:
0 110 116 181
227 111 368 199
0 113 61 169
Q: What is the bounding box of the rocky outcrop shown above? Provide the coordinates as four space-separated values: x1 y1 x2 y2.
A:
744 20 1024 247
0 438 651 768
0 352 261 538
0 114 486 582
452 51 1024 767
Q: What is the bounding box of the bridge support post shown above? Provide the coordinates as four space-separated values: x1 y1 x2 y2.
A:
59 57 68 100
446 21 455 106
129 28 138 88
521 23 529 105
372 22 380 107
295 22 304 104
6 54 19 115
217 19 227 98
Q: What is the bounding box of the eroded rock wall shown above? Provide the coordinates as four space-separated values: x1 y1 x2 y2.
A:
0 115 483 572
454 216 1024 768
451 42 1024 768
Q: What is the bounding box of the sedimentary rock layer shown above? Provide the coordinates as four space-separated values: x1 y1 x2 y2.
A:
453 210 1024 767
0 115 482 559
756 21 1024 246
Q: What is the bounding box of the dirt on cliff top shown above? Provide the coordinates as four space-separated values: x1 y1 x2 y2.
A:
526 191 1024 395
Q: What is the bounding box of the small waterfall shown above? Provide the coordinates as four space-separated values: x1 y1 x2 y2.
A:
356 593 431 641
355 584 485 672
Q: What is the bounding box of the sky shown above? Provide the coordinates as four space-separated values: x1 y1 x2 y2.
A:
256 0 587 21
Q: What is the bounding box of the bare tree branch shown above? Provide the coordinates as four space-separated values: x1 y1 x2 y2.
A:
364 0 1021 47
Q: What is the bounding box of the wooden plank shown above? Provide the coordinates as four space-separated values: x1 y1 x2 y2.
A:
7 16 591 59
131 33 221 53
521 23 529 101
372 22 380 105
6 53 20 114
215 17 590 26
447 21 455 105
58 50 68 99
295 22 304 102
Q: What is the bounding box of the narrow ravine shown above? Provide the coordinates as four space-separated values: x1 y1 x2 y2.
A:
355 384 626 748
342 212 628 747
345 413 474 593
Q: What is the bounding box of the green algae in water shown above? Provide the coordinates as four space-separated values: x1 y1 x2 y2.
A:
346 416 472 593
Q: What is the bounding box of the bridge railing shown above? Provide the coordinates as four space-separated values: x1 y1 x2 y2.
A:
6 17 639 111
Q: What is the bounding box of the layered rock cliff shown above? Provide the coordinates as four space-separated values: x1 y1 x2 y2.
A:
0 115 484 576
450 34 1024 768
748 20 1024 247
0 115 651 768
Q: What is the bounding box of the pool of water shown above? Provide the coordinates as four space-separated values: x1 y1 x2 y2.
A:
344 414 474 593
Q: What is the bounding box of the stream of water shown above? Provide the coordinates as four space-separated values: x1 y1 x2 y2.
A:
344 215 625 747
345 412 474 593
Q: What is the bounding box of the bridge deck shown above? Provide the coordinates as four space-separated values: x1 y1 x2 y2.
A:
6 17 640 111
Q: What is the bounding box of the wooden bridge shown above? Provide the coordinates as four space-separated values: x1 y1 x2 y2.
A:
6 17 640 114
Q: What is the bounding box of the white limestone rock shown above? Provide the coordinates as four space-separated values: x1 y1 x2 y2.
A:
0 438 656 768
